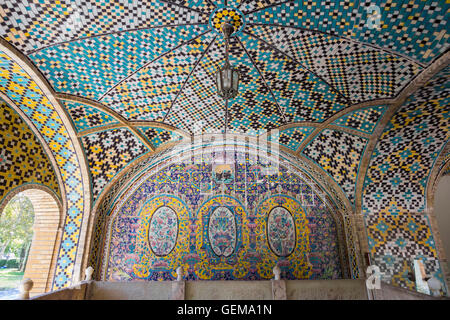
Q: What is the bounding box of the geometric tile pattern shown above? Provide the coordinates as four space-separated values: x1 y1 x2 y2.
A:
136 126 183 150
270 126 316 152
81 128 150 198
244 0 449 64
363 67 450 215
165 37 226 134
0 0 436 135
240 33 349 122
302 129 368 204
246 24 422 103
332 105 388 135
362 67 450 291
226 37 285 134
441 151 450 176
0 100 61 202
0 50 85 290
0 0 209 53
62 101 119 134
31 25 210 100
365 212 443 291
101 32 216 122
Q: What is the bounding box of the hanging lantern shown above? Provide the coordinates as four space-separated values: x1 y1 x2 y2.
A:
216 22 240 99
216 64 239 99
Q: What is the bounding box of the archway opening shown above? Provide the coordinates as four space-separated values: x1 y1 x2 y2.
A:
433 175 450 284
0 193 34 300
0 188 61 299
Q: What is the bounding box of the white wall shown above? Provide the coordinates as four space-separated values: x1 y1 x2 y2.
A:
433 175 450 271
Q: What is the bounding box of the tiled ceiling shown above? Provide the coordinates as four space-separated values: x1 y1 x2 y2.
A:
0 0 448 203
1 0 447 136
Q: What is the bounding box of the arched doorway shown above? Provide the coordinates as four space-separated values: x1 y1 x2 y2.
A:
432 175 450 285
0 187 61 298
0 193 34 299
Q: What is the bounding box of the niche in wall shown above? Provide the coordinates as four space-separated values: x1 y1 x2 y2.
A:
102 146 354 281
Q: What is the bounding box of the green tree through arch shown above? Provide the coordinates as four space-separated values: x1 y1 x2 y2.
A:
0 193 34 299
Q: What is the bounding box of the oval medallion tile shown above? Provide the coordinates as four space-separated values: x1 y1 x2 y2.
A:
267 206 296 256
208 206 237 257
148 206 178 256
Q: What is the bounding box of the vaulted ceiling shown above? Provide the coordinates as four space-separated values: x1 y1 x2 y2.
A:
0 0 448 203
0 0 449 292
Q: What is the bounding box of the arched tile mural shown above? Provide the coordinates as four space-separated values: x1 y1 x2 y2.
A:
104 148 348 281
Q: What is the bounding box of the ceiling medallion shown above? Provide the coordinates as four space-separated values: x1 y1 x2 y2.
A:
209 7 245 35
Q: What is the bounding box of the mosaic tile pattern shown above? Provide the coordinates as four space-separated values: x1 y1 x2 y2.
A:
31 25 210 101
0 0 209 53
440 151 450 176
362 67 450 292
0 0 438 137
269 126 316 152
0 0 438 139
363 68 450 214
226 37 285 134
104 150 344 281
165 37 226 134
302 129 368 204
366 212 444 292
82 128 150 198
244 0 449 64
0 50 86 290
136 126 183 149
101 32 216 122
62 101 119 134
332 105 388 135
240 33 349 122
0 100 61 202
168 0 216 14
246 24 422 103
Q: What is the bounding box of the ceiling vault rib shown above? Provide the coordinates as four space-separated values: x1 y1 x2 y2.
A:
162 36 217 123
243 0 295 16
159 0 211 15
76 124 124 137
55 93 156 151
56 93 128 123
236 37 287 124
243 30 352 104
246 22 426 68
353 101 404 218
27 23 209 56
99 29 212 101
236 0 248 10
205 0 218 9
